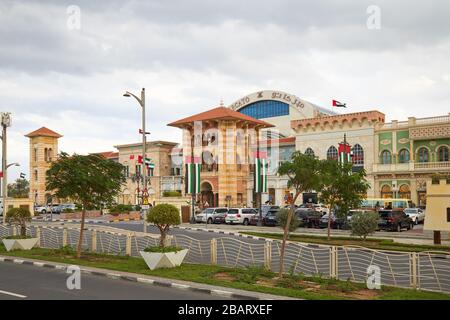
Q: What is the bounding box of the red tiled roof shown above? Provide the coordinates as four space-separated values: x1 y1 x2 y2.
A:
167 107 274 128
91 151 119 159
25 127 62 138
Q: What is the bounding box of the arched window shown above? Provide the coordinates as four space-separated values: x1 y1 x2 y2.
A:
34 169 38 181
381 185 392 198
399 184 411 199
44 148 48 162
381 150 391 164
417 147 429 163
438 146 449 162
304 148 315 157
326 146 338 161
34 148 38 162
352 144 364 166
48 148 53 162
398 149 410 163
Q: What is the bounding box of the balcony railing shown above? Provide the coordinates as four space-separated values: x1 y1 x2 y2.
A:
373 161 450 172
414 161 450 170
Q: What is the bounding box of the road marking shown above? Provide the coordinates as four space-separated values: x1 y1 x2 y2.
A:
0 290 27 299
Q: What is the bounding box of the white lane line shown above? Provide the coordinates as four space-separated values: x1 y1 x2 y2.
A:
0 289 27 299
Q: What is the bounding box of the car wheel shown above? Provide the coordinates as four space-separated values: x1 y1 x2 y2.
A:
409 222 414 230
415 218 418 225
243 219 249 226
397 224 402 232
207 218 213 224
42 210 46 214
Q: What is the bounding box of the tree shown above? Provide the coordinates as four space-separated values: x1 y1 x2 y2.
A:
277 151 322 277
350 211 379 240
7 178 30 198
46 152 125 258
6 207 32 237
146 204 181 247
320 160 370 240
276 208 300 233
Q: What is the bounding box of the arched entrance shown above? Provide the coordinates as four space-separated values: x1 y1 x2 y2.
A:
381 185 393 198
200 182 215 208
399 184 411 199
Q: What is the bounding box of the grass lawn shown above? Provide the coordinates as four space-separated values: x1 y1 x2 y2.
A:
241 231 450 253
0 244 449 300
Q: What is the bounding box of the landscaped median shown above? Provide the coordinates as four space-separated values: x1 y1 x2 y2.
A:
0 244 449 300
240 231 450 253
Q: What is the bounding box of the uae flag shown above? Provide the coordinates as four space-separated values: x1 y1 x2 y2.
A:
185 156 200 194
338 143 352 164
254 151 267 193
332 100 346 108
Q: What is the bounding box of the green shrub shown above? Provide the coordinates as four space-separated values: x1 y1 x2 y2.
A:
62 208 74 213
276 208 300 232
162 191 182 197
146 204 180 247
6 208 32 238
350 211 379 240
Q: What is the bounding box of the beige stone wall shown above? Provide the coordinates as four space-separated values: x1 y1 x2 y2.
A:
116 142 178 205
424 179 450 232
5 198 35 216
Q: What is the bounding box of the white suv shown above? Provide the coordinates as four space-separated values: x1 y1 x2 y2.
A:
225 208 258 225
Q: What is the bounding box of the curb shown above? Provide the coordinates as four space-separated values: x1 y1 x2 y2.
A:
0 256 288 300
32 218 141 224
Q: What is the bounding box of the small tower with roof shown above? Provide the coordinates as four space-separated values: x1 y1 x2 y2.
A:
25 127 62 205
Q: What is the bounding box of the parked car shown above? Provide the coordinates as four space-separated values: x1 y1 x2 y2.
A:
250 209 279 226
295 208 322 228
225 208 258 225
312 203 329 215
212 212 227 224
61 203 76 211
34 204 49 214
319 213 347 229
260 205 280 217
404 208 425 225
378 210 414 232
195 207 228 224
50 204 63 214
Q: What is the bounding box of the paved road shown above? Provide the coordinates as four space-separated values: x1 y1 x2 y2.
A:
0 262 228 300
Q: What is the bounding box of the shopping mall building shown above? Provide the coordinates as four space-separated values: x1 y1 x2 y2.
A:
27 90 450 210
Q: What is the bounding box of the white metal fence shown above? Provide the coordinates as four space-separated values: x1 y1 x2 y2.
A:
1 224 449 294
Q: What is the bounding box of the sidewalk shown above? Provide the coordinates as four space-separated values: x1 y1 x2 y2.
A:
176 223 450 246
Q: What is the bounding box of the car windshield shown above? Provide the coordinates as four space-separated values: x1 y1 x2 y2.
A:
379 212 391 218
202 208 214 214
404 209 416 213
228 209 239 214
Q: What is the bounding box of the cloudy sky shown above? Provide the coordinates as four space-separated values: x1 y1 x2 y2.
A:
1 0 450 180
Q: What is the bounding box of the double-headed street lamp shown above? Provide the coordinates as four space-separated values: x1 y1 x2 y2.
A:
123 88 148 231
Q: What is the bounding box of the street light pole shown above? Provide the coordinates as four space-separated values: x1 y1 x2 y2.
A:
124 88 148 232
1 113 12 224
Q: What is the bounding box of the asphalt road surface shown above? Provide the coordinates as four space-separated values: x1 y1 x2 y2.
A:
0 262 229 300
94 221 264 244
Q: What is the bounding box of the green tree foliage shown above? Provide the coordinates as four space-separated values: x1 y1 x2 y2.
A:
320 160 370 240
350 211 379 240
146 203 181 247
7 178 30 198
46 152 125 258
277 151 322 277
276 208 300 233
6 207 32 237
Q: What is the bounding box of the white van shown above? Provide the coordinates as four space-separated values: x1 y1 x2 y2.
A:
225 208 258 225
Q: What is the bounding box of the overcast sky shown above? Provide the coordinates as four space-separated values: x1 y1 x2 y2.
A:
1 0 450 180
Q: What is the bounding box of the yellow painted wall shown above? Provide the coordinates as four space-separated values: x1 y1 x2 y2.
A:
424 179 450 232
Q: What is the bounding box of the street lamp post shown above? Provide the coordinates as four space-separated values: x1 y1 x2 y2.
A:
124 88 148 232
1 113 13 224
